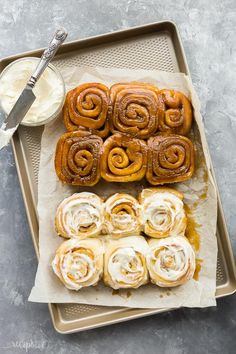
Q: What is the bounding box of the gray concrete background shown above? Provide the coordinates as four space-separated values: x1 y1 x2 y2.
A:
0 0 235 353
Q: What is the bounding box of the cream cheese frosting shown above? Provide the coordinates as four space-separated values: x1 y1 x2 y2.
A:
104 193 142 236
56 192 104 239
142 191 186 237
105 236 149 289
52 238 104 290
0 58 64 124
147 236 196 287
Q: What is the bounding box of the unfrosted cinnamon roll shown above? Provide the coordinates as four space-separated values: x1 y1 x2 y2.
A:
146 134 195 185
110 82 163 139
158 89 192 135
104 236 149 289
63 83 111 138
100 133 148 182
139 188 187 238
55 193 104 239
52 238 104 290
104 193 142 237
146 236 196 287
55 131 102 186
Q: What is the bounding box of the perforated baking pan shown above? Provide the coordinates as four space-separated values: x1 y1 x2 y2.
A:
1 21 236 334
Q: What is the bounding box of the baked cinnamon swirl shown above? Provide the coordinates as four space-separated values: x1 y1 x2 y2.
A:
101 133 148 182
158 89 192 135
55 131 102 186
63 83 111 138
146 134 195 184
110 82 163 139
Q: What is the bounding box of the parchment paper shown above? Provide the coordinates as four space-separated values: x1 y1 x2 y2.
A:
29 66 217 308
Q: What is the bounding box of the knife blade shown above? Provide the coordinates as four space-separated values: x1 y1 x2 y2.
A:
4 85 36 130
2 28 67 131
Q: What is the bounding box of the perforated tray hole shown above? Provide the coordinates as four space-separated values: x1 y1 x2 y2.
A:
216 257 226 285
216 236 228 286
59 303 111 321
18 125 43 187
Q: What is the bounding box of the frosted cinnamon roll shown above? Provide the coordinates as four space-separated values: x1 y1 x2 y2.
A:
104 236 149 289
104 193 142 237
146 236 195 287
55 193 103 239
139 188 187 238
52 238 104 290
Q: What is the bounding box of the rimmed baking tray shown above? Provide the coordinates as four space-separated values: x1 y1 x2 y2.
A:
1 21 235 334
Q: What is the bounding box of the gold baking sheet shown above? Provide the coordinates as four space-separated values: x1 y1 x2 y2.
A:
1 21 235 333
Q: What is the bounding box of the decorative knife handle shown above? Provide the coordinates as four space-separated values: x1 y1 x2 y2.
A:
28 28 68 87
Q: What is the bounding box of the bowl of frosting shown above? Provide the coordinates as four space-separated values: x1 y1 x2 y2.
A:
0 57 65 126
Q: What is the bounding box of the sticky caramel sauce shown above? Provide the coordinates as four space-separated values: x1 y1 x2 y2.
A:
193 259 203 280
199 170 208 200
112 289 132 298
126 291 132 298
112 289 120 296
203 169 208 183
184 205 201 252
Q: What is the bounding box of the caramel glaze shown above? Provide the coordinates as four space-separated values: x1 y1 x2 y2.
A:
112 289 120 296
112 289 132 298
184 199 206 281
184 204 201 252
193 259 203 281
193 169 208 208
184 168 208 282
126 291 132 298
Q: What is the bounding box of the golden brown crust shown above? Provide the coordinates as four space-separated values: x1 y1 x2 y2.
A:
55 131 102 186
63 83 111 138
100 133 148 182
157 89 192 135
146 134 195 185
109 82 163 139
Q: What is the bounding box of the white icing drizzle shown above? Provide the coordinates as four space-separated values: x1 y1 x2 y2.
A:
142 192 186 236
147 237 195 286
57 192 103 238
